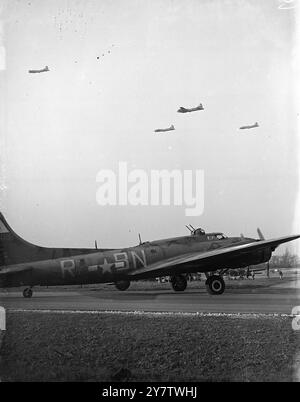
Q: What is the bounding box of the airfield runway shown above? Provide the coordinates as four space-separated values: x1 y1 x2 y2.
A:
1 277 299 315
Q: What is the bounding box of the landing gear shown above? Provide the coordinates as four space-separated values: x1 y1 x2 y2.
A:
170 274 187 292
205 275 225 295
115 280 130 291
23 287 33 298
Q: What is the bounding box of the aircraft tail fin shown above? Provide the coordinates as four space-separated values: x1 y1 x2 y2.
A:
0 212 49 267
0 212 99 267
0 212 11 236
0 212 21 266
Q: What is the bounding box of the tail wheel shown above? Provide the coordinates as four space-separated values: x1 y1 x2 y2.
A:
170 275 187 292
115 280 130 291
23 288 33 298
205 275 225 295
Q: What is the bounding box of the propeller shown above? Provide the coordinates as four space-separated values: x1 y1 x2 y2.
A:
257 228 265 240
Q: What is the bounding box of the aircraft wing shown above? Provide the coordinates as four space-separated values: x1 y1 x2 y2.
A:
129 235 300 278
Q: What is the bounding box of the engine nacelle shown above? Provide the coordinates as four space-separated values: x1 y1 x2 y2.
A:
251 247 272 265
226 247 273 269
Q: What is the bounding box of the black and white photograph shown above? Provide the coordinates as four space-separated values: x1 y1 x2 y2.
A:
0 0 299 386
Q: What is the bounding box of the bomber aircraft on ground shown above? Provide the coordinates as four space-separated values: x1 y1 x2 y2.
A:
177 103 204 113
0 213 299 298
239 122 259 130
154 125 175 133
28 66 49 73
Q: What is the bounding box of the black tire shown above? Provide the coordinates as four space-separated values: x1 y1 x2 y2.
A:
205 275 225 295
170 275 187 292
23 288 33 298
115 280 130 291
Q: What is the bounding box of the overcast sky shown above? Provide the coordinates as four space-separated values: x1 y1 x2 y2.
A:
0 0 299 254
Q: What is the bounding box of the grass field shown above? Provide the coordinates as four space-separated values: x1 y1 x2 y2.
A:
0 311 299 382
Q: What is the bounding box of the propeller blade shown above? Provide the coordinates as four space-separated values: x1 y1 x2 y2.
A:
257 228 265 240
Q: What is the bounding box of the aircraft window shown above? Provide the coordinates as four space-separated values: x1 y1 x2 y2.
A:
216 234 227 240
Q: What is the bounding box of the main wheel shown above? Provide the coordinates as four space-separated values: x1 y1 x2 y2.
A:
170 275 187 292
23 288 33 298
205 275 225 295
115 280 130 291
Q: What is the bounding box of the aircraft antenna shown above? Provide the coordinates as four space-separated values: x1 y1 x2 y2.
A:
95 240 98 250
138 233 142 245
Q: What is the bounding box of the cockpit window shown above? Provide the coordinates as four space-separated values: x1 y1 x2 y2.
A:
206 234 227 240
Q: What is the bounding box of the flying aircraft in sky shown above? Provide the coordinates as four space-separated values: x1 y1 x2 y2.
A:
239 122 259 130
154 125 175 133
0 213 299 298
28 66 49 74
177 103 204 113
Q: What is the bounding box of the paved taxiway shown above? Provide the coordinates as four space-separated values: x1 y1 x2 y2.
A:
1 280 299 315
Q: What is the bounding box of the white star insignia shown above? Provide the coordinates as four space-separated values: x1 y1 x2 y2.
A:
100 258 114 273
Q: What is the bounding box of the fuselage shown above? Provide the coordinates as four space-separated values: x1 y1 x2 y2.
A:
28 67 49 73
178 106 203 113
240 123 259 129
0 233 270 288
154 128 174 132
